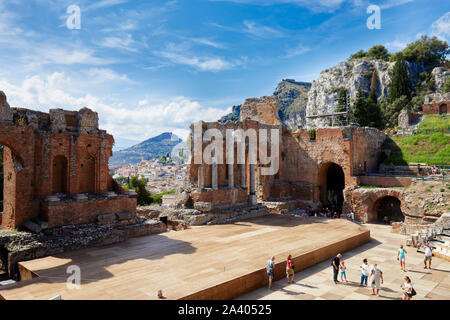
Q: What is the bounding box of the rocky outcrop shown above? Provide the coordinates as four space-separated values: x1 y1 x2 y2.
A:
432 67 450 92
239 96 282 125
219 80 311 129
306 59 425 128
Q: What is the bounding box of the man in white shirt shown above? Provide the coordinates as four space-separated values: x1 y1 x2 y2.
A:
423 242 433 269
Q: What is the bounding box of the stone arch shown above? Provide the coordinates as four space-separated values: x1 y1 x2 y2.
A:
367 192 404 223
78 154 96 194
439 103 447 114
52 155 68 194
318 162 345 213
372 196 404 223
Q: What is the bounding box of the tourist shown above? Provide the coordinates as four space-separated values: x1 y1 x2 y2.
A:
286 255 295 284
397 245 407 272
423 242 433 269
369 264 383 296
266 256 275 289
339 261 348 282
402 276 415 300
333 212 338 219
359 259 370 287
332 253 342 284
350 211 354 221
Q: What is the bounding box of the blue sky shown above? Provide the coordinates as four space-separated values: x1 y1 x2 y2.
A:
0 0 448 149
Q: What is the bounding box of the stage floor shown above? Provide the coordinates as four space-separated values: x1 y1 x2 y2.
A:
0 215 369 300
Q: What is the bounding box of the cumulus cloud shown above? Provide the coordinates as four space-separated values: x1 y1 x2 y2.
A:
0 73 229 141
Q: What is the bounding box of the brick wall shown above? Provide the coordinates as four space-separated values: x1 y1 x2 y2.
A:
358 176 412 188
42 195 137 228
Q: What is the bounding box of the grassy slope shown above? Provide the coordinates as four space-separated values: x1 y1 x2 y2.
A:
384 115 450 165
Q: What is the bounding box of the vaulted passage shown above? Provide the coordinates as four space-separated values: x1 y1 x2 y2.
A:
52 156 68 194
375 196 403 223
319 162 345 214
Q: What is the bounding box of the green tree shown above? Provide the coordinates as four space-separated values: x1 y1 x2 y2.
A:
381 96 412 128
367 45 390 61
443 77 450 93
353 88 368 126
335 87 348 124
395 35 449 69
389 54 412 102
366 89 383 129
349 50 367 61
126 175 152 206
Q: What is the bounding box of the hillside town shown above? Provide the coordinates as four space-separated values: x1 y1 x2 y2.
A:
111 159 187 195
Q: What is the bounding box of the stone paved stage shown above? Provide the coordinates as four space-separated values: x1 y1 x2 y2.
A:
0 215 369 300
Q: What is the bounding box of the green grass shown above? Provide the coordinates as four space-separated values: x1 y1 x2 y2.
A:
151 190 176 205
383 132 450 165
418 114 450 131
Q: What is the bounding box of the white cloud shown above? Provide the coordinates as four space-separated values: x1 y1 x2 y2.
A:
385 39 408 51
284 43 310 58
84 68 136 84
0 73 228 141
85 0 129 11
242 20 286 38
99 34 138 52
379 0 414 9
431 12 450 41
208 0 347 12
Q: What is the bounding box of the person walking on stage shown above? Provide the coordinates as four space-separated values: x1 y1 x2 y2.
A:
360 259 370 287
369 264 383 296
397 245 407 272
332 254 342 284
286 255 295 284
423 242 433 269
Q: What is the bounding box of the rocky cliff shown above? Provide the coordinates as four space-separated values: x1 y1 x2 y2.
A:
219 79 311 129
306 59 425 128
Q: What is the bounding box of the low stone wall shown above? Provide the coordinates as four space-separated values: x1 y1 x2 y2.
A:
269 181 314 201
358 176 412 188
0 216 166 278
190 187 248 206
42 195 137 228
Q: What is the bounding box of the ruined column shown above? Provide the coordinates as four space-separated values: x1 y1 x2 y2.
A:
198 165 204 189
240 164 246 188
212 152 218 190
249 164 255 194
228 164 234 188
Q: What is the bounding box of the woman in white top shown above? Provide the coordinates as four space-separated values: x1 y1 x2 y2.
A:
402 276 413 300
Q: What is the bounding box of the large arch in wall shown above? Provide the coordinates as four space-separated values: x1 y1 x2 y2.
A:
366 191 404 223
318 162 345 213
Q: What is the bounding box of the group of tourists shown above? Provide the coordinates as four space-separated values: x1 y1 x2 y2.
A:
266 242 435 300
306 205 341 219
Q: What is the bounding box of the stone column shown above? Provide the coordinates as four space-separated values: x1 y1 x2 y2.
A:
240 163 246 188
198 165 204 189
249 163 257 205
228 164 234 188
212 162 218 190
249 164 255 194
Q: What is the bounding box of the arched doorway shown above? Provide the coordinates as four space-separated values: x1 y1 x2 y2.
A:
52 156 68 194
439 104 447 114
319 162 345 214
78 155 95 194
374 196 403 223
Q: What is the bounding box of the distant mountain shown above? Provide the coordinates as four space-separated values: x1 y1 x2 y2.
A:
218 79 311 129
109 132 183 167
